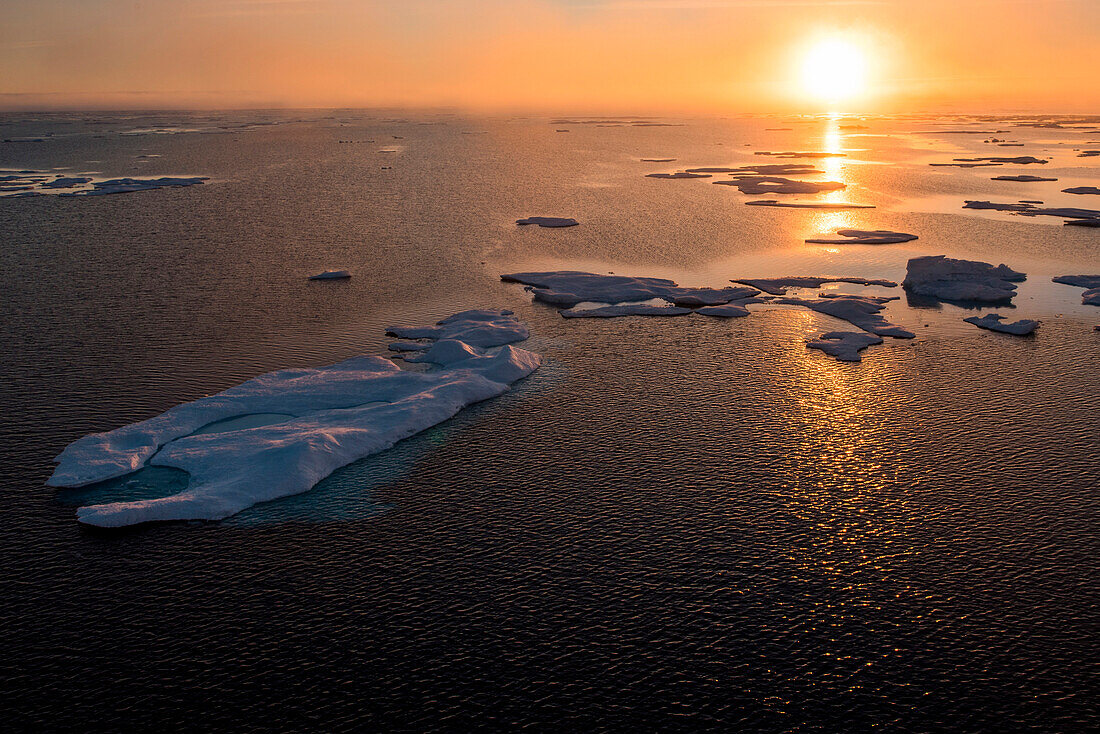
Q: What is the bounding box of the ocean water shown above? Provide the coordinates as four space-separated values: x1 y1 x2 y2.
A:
1 111 1098 731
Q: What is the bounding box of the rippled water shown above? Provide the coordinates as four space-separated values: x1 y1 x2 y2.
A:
1 111 1098 731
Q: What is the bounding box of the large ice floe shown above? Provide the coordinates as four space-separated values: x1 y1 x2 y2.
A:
963 314 1039 335
806 332 884 362
48 310 540 527
902 255 1025 302
804 229 918 245
1052 275 1100 306
499 271 760 308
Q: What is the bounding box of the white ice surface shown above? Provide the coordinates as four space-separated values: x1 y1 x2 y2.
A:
806 332 884 362
903 255 1025 303
386 309 530 348
694 298 767 318
963 314 1039 335
50 311 540 527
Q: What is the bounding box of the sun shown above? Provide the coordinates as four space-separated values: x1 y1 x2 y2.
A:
800 38 867 105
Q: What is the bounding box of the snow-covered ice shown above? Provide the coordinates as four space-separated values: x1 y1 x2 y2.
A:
806 332 884 362
386 309 530 347
774 295 916 338
732 276 897 295
804 229 918 245
963 314 1039 335
903 255 1025 302
49 310 541 527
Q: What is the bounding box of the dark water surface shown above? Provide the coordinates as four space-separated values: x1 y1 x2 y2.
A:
1 111 1098 731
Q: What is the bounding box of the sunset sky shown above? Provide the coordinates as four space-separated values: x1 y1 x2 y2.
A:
2 0 1097 113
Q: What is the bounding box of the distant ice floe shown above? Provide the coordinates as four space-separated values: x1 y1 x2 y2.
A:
753 151 846 159
49 310 540 527
641 158 676 162
1063 187 1100 195
714 176 845 195
963 314 1039 335
954 156 1048 165
646 172 711 179
0 171 207 198
963 200 1100 225
806 332 884 362
903 255 1025 303
991 175 1058 182
744 200 874 209
1077 151 1100 157
1052 275 1100 306
930 162 1004 168
500 271 760 308
732 276 897 295
686 164 822 175
308 270 351 280
804 229 918 245
516 217 579 228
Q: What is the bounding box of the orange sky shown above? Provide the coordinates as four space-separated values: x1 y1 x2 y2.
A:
1 0 1097 113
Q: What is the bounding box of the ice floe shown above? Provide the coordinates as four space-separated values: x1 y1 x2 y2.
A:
714 176 845 195
1063 187 1100 196
753 151 846 159
1052 275 1100 306
499 271 759 308
386 309 530 348
694 298 767 318
49 310 540 526
0 173 208 197
561 304 693 318
903 255 1025 302
516 217 579 228
641 158 676 162
991 175 1058 182
744 200 874 209
646 172 711 179
963 200 1100 223
308 270 351 280
954 156 1048 165
731 277 897 295
963 314 1039 335
806 332 884 362
804 229 918 245
774 295 915 338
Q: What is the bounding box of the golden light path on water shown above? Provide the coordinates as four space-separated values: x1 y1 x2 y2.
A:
807 114 855 240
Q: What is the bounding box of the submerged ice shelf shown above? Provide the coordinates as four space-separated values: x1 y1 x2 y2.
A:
48 310 540 527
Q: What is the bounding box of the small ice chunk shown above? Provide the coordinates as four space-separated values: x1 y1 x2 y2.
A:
903 255 1025 303
806 331 884 362
646 172 711 179
1063 187 1100 196
308 270 351 280
42 176 92 188
744 200 874 209
695 298 766 318
516 217 579 228
963 313 1039 335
